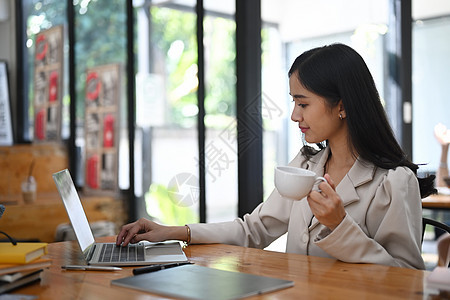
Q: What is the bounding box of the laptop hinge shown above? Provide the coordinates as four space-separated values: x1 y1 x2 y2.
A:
86 244 96 263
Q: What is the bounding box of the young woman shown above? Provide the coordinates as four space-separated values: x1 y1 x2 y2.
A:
117 43 435 269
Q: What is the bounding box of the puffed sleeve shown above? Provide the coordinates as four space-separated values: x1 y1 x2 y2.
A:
187 151 308 248
314 167 425 269
188 188 293 248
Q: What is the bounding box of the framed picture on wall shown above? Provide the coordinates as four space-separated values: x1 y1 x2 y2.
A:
0 61 13 146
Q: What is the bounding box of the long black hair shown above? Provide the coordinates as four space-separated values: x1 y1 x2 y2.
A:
288 43 435 198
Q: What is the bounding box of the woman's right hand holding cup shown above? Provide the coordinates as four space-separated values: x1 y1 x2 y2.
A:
307 174 346 231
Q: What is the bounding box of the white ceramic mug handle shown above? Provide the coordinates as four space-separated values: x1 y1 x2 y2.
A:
312 176 327 192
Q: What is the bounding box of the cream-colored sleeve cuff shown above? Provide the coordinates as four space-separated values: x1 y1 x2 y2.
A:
314 213 349 243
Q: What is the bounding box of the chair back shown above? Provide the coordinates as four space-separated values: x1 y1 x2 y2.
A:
422 217 450 268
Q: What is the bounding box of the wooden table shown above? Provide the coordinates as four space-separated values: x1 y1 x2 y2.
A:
423 194 450 210
7 237 441 299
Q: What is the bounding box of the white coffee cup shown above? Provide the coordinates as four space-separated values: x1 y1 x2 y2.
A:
274 166 326 201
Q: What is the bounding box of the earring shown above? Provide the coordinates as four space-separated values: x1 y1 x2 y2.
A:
339 113 343 120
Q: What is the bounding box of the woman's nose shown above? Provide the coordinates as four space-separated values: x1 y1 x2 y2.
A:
291 106 302 122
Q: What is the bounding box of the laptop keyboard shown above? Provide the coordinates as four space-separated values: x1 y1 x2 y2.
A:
99 244 145 262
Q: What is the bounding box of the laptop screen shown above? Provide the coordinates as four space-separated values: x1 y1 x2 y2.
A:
53 169 95 254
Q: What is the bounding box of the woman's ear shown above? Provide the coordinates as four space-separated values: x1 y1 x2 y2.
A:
338 101 346 119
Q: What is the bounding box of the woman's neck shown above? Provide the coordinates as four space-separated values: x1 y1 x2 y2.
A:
325 141 357 185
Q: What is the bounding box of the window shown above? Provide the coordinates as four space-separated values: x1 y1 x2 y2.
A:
19 0 68 142
73 0 128 189
18 0 130 191
412 16 450 173
134 4 200 225
204 6 238 222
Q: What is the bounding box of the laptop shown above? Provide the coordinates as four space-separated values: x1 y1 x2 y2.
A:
52 169 188 266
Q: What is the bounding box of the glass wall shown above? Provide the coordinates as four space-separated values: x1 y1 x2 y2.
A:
412 8 450 263
203 5 237 222
73 0 128 190
19 0 129 191
134 3 200 225
412 16 450 174
20 0 68 141
261 25 285 199
134 1 288 224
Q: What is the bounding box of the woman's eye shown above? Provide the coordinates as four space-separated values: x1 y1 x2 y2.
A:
291 99 307 108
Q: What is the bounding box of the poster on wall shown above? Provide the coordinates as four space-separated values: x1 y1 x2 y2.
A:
84 64 120 194
33 25 63 142
0 61 13 146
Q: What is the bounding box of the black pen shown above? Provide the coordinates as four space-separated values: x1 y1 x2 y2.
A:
133 261 193 275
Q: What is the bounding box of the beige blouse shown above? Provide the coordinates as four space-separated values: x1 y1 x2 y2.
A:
189 147 425 269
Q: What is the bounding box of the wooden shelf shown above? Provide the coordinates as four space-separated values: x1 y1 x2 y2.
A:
0 193 126 243
0 143 128 243
0 143 69 198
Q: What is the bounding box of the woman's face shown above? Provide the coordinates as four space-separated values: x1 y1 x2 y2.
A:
289 74 345 144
